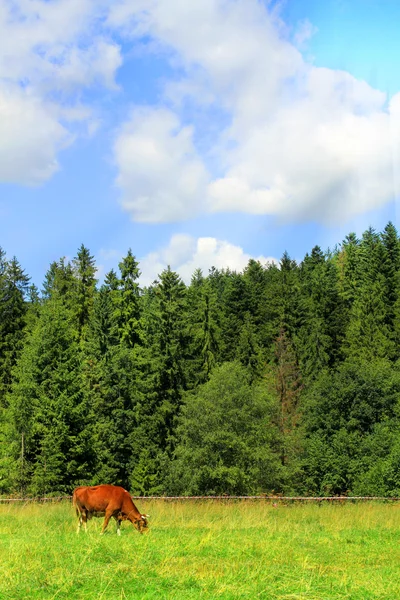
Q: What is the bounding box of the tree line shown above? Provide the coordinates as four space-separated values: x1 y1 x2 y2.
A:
2 223 400 497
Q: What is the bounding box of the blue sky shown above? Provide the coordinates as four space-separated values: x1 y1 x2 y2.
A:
1 0 399 286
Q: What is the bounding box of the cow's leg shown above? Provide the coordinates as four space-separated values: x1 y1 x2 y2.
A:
114 516 121 536
100 510 113 535
76 512 83 534
82 511 88 533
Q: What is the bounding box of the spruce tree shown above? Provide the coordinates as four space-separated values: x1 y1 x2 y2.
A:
236 313 264 381
129 267 188 493
0 256 30 406
72 244 97 337
7 297 93 495
42 258 75 306
220 271 250 361
154 267 187 451
116 250 142 348
187 274 220 384
84 279 142 488
297 247 345 377
345 228 393 360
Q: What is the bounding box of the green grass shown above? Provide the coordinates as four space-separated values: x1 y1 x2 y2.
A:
1 500 400 599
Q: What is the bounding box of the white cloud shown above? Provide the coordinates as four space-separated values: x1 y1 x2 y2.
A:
110 0 400 225
0 88 70 184
293 19 318 50
3 0 399 225
139 233 277 286
0 0 121 91
114 108 209 222
0 0 122 185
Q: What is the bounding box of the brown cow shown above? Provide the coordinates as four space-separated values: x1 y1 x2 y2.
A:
73 485 149 535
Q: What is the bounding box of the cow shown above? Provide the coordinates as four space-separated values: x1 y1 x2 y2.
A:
73 485 149 535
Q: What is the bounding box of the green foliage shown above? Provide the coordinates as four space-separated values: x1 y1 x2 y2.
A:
6 298 93 495
302 358 400 494
186 275 220 384
0 254 30 405
169 362 282 495
72 244 97 337
116 249 142 348
2 223 400 497
267 328 304 488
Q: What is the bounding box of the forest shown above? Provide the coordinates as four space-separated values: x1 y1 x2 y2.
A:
1 222 400 498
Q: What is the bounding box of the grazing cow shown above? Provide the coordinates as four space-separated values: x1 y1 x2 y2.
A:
73 485 149 535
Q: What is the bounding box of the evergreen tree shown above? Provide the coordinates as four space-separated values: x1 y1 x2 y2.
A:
42 258 75 305
7 298 93 495
345 229 393 360
83 281 139 488
129 267 187 493
154 267 187 451
279 251 301 339
381 222 400 316
72 244 97 337
116 250 142 348
337 233 360 307
220 272 250 360
187 274 220 384
235 312 264 381
0 256 30 406
297 247 345 377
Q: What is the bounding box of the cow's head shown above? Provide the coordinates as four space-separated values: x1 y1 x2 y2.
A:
134 514 149 533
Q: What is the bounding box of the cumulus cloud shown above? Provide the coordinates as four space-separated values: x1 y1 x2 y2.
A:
3 0 399 225
139 234 277 286
0 0 121 91
110 0 400 225
114 108 209 222
0 0 122 185
0 88 70 184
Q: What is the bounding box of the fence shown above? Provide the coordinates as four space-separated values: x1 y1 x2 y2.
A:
1 495 400 503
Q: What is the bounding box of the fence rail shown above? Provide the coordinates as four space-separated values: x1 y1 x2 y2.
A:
1 495 400 503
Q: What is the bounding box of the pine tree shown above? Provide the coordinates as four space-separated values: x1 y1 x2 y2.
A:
42 258 75 300
129 267 188 493
381 223 400 357
83 282 137 488
7 297 93 495
187 274 220 384
297 247 345 377
236 313 264 381
154 267 187 450
117 250 142 348
337 233 360 309
220 271 251 361
0 256 30 406
72 244 97 337
345 228 393 360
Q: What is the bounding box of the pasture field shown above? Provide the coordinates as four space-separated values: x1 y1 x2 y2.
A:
0 500 400 599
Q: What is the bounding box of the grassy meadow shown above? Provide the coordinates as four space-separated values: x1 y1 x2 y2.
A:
1 500 400 599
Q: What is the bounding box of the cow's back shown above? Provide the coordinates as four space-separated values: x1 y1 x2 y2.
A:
74 485 127 512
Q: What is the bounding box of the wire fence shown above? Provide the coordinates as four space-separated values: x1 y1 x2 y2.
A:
1 495 400 504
